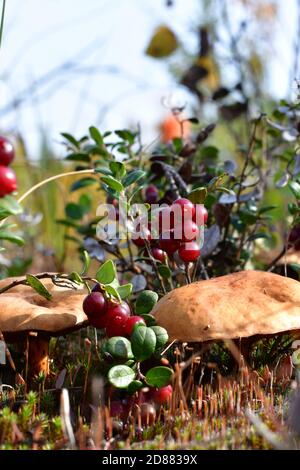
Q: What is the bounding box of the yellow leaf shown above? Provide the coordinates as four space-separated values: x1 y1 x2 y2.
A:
146 25 178 59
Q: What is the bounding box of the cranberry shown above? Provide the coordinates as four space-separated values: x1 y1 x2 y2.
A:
159 231 181 254
110 400 126 419
83 292 108 329
181 220 199 242
151 247 166 263
105 301 131 337
135 403 156 426
145 185 159 204
289 226 300 250
92 283 103 292
172 198 195 218
132 227 152 247
178 241 201 263
0 137 15 166
124 316 146 336
193 204 208 224
0 166 17 197
151 385 173 405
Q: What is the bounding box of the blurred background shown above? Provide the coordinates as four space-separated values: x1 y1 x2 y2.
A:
0 0 300 275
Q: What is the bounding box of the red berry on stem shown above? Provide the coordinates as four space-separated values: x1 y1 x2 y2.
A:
0 137 15 166
124 316 146 336
151 247 166 263
178 241 201 263
159 231 181 254
172 198 195 218
151 385 173 405
145 185 159 204
182 220 199 242
0 166 17 197
193 204 208 224
83 292 108 329
105 301 131 337
132 227 152 247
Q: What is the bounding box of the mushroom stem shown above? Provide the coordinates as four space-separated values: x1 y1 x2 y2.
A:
27 334 50 385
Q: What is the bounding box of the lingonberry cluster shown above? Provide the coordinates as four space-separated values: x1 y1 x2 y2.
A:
83 284 145 337
0 136 18 198
133 194 208 264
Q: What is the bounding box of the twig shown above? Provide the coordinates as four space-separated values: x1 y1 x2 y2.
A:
245 409 291 450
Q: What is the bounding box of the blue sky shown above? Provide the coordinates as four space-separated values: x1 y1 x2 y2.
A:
0 0 299 157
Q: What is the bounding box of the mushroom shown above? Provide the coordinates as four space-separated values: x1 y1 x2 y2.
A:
150 270 300 343
0 275 88 384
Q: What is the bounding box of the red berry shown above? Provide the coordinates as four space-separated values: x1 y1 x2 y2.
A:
132 227 152 247
151 385 173 405
172 198 195 218
151 247 166 263
193 204 208 224
178 241 201 263
0 166 17 197
159 231 181 254
124 316 146 336
0 137 15 166
145 185 159 204
289 225 300 250
110 400 126 418
181 220 199 242
105 301 131 337
92 283 103 292
83 292 108 328
139 403 156 426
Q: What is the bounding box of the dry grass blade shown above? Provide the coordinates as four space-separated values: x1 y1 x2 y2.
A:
60 388 76 449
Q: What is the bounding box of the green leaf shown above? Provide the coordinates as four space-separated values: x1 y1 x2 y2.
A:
247 232 270 242
117 283 133 299
157 265 172 279
70 177 96 192
69 271 83 284
122 170 146 188
65 202 83 220
103 337 133 360
61 132 79 148
201 146 219 160
259 205 277 214
0 196 23 219
145 366 173 388
81 250 91 276
140 314 157 326
101 175 124 193
94 167 113 176
65 153 90 162
105 284 121 302
108 365 135 389
109 161 126 178
79 194 92 214
135 291 158 314
289 181 300 199
115 129 136 144
239 210 257 225
131 326 156 361
187 187 207 204
0 232 24 246
127 380 143 394
150 326 168 349
208 173 227 191
26 275 52 301
89 126 104 146
96 260 116 284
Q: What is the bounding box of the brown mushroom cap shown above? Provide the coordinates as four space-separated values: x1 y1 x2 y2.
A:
151 271 300 342
0 275 88 339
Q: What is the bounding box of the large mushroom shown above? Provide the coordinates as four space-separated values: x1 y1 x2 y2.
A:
150 271 300 344
0 275 88 384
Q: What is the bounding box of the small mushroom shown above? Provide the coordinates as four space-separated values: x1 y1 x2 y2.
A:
150 271 300 342
0 276 88 383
